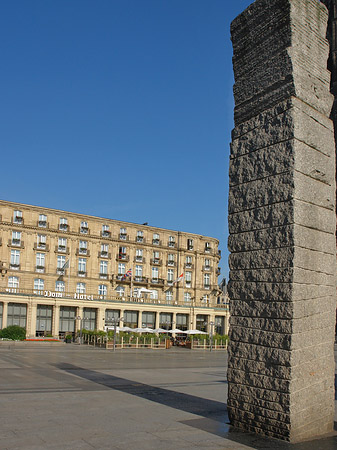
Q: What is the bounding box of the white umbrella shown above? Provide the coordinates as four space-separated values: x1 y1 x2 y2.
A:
168 328 185 334
185 329 207 335
153 328 167 333
118 326 133 332
133 327 154 333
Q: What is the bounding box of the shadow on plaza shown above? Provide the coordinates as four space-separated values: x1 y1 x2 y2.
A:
56 362 227 421
57 363 337 450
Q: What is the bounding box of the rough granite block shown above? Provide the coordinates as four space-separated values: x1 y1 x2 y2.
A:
228 0 336 442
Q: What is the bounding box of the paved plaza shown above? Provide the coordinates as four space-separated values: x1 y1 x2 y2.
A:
0 343 336 450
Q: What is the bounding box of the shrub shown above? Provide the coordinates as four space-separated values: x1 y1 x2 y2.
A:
0 325 26 340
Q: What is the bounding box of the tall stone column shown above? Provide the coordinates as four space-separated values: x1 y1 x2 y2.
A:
228 0 336 442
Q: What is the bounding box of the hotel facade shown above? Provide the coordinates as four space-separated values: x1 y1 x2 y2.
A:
0 200 229 338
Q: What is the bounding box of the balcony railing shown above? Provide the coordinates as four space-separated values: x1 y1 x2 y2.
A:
78 271 87 277
152 239 160 245
133 276 148 283
57 268 65 275
116 254 129 261
134 256 145 263
56 245 69 254
38 220 47 228
99 251 110 258
150 278 164 285
10 263 20 270
136 236 145 243
13 216 23 224
0 286 222 308
119 233 128 241
35 265 45 273
76 248 90 256
203 265 212 271
150 258 162 266
99 273 108 279
168 241 176 248
9 239 24 248
80 227 89 234
101 230 111 238
184 263 193 269
59 224 69 231
167 261 175 267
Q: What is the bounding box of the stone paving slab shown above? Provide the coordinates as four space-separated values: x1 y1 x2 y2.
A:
0 343 335 449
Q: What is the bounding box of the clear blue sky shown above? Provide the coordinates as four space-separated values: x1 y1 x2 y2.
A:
0 0 252 280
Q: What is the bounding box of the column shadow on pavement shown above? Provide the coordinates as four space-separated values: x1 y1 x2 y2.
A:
57 363 337 450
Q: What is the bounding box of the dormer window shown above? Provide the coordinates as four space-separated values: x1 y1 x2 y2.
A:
38 214 47 228
80 221 88 234
187 239 193 250
205 242 211 253
59 218 68 231
13 210 23 224
168 236 175 247
120 227 127 240
102 225 110 237
136 231 144 242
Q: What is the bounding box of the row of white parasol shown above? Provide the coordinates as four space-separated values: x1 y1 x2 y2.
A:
112 326 208 335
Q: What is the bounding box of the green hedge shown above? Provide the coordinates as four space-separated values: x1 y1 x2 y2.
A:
0 325 26 340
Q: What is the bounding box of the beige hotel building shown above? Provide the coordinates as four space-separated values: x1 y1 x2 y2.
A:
0 200 229 338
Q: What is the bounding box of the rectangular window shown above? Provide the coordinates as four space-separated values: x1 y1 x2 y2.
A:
100 260 108 275
55 280 65 292
58 238 67 252
13 210 23 223
79 240 87 254
8 276 19 288
152 267 159 280
166 290 173 302
37 234 46 248
57 255 66 268
204 273 210 288
136 230 144 242
167 269 174 282
118 263 126 275
167 253 174 266
59 217 68 230
150 289 158 300
38 214 47 227
185 255 192 268
102 225 110 237
101 244 109 256
78 258 86 275
98 284 107 297
205 242 211 252
10 250 20 268
184 292 191 302
185 272 192 283
76 283 86 294
7 303 27 327
168 235 175 247
153 233 160 245
120 227 127 240
11 231 21 246
136 249 143 261
36 253 45 272
80 221 88 234
187 239 193 250
34 278 44 291
135 265 143 278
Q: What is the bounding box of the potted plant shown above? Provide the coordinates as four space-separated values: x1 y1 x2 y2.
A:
65 334 72 343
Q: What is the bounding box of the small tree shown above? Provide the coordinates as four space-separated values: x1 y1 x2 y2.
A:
0 325 26 340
